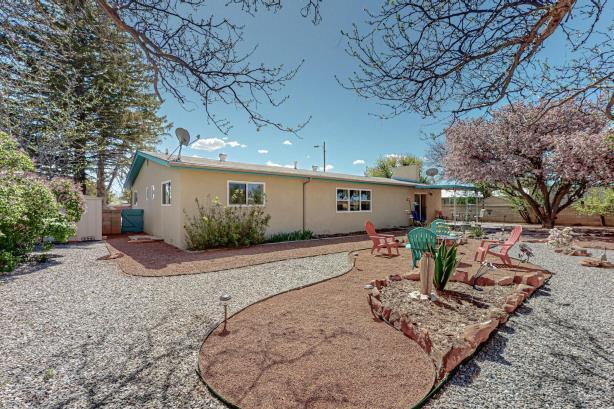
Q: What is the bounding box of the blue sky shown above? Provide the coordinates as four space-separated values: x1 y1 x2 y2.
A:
156 2 447 175
155 2 611 176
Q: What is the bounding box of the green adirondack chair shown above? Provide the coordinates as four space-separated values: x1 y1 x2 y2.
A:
430 219 451 236
407 227 437 269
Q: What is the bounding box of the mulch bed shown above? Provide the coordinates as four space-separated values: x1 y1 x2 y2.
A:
199 241 549 408
104 232 406 277
380 280 517 356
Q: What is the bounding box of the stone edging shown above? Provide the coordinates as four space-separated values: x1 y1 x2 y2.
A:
367 269 548 381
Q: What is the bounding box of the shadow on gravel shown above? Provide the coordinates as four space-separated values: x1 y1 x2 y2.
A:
44 310 214 408
1 258 62 283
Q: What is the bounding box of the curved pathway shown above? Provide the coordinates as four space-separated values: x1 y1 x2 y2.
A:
199 250 436 409
0 242 350 408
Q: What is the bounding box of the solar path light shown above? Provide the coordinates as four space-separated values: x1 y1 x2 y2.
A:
219 293 232 335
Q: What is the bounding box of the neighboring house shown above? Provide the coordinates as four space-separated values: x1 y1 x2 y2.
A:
124 151 443 249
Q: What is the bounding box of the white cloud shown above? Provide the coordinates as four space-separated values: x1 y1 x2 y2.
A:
257 149 269 154
353 159 365 165
325 164 334 171
385 153 401 158
192 138 246 151
282 140 292 146
191 138 226 151
222 137 229 141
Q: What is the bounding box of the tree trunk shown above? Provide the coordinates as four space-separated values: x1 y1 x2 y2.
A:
600 215 606 227
540 213 556 229
96 153 107 202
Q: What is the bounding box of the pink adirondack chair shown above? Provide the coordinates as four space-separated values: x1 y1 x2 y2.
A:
474 226 523 266
365 220 400 256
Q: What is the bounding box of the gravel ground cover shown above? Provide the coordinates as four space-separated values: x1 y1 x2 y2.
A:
0 242 351 409
427 243 614 408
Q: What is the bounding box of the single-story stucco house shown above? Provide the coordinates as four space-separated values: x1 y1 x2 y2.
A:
124 151 443 249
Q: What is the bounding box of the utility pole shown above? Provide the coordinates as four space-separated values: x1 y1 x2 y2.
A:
314 141 326 172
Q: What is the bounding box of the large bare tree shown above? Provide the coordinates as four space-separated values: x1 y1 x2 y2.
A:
342 0 613 120
90 0 323 134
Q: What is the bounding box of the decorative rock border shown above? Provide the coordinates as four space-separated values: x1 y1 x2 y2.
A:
368 271 547 380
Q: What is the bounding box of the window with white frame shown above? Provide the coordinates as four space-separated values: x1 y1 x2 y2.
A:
150 185 155 200
161 181 171 205
336 188 371 212
228 181 265 205
145 186 150 200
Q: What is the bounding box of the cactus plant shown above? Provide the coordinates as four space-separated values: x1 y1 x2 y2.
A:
427 244 461 291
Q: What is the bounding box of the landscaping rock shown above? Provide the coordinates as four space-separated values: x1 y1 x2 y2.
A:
475 276 496 286
516 283 535 296
450 270 468 283
503 303 516 313
496 276 514 286
526 273 545 288
389 274 403 281
463 320 498 347
441 343 476 373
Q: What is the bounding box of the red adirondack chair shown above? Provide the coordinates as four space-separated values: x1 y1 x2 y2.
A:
365 220 400 256
474 225 523 266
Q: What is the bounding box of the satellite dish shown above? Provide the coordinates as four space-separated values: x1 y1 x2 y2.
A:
168 127 199 161
426 168 439 177
175 128 190 146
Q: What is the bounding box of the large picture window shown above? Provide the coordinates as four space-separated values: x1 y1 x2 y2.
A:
336 188 371 212
228 181 265 206
161 181 171 206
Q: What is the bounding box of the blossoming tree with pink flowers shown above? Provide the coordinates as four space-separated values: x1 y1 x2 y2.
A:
442 101 613 228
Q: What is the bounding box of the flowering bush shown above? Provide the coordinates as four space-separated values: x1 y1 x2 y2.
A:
0 132 84 272
546 227 574 250
184 196 271 250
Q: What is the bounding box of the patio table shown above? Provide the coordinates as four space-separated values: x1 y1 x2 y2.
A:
437 234 462 246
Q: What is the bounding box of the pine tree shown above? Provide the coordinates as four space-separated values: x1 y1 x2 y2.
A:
0 1 166 198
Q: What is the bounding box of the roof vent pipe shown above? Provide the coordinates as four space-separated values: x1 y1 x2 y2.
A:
219 153 227 162
312 165 318 172
294 161 298 169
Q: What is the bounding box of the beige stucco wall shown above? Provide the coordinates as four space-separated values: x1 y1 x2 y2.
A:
131 160 184 247
303 179 413 235
178 168 304 249
132 164 444 249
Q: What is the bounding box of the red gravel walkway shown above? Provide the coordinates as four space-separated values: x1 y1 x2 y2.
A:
199 249 436 409
104 232 406 277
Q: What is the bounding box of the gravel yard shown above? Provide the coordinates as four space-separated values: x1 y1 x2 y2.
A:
0 242 350 409
427 243 614 409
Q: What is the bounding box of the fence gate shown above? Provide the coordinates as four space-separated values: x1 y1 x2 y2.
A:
121 209 144 233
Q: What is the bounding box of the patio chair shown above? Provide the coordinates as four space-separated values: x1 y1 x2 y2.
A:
406 227 437 269
474 225 523 266
430 219 451 236
365 220 400 257
411 210 426 226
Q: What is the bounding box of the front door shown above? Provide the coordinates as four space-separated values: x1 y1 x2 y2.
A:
414 194 427 221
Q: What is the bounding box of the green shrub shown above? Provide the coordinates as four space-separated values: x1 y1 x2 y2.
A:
0 132 84 272
266 230 315 243
427 244 460 291
184 197 271 250
467 225 485 238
